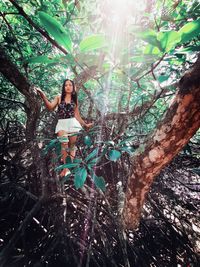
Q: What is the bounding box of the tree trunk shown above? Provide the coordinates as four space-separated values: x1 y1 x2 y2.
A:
0 46 40 141
0 47 50 196
122 55 200 229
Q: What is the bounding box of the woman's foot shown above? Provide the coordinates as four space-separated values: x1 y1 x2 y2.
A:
60 168 71 177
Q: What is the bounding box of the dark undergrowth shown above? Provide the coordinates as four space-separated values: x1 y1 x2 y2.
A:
0 123 200 267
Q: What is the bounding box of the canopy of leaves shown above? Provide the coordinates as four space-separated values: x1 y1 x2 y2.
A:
0 0 200 266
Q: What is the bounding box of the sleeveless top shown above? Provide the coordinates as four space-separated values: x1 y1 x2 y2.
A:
57 98 76 119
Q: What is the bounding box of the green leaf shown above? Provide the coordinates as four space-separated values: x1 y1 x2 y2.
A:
26 54 74 65
178 18 200 43
79 34 106 52
55 163 79 171
174 46 200 54
143 44 161 55
108 150 121 161
74 167 87 189
73 158 82 164
119 146 135 154
93 175 106 192
67 2 75 12
27 55 52 64
85 148 98 162
102 62 112 71
84 135 92 146
130 55 157 63
167 57 185 65
65 156 72 164
119 136 135 145
157 75 170 83
157 31 181 52
43 138 58 155
75 54 102 67
38 11 72 52
88 156 101 166
135 30 161 48
95 140 115 146
55 142 61 157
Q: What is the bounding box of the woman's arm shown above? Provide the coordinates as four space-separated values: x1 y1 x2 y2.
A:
36 88 59 111
74 104 93 128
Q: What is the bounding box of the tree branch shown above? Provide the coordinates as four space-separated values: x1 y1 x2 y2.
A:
0 198 44 265
0 46 40 140
8 0 99 90
0 46 31 98
97 83 176 123
8 0 69 55
122 55 200 229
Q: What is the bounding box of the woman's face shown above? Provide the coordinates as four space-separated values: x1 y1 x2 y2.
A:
65 80 73 94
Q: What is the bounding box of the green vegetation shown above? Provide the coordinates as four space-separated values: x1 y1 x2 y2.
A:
0 0 200 266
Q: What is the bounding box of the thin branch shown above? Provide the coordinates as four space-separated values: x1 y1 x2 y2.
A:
8 0 69 55
97 83 177 124
0 11 24 60
8 0 99 86
0 197 44 265
133 53 167 82
0 96 26 109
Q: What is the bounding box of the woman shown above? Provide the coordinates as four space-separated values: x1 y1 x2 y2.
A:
37 79 93 176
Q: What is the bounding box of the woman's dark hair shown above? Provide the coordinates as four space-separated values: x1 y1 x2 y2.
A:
61 79 77 105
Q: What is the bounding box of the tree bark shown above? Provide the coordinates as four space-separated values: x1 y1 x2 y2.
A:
122 55 200 229
0 46 40 141
0 47 57 197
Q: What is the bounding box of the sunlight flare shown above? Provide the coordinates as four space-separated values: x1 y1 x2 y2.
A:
101 0 147 26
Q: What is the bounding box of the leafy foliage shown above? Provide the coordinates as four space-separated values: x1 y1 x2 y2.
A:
38 11 72 52
0 0 200 266
179 18 200 43
108 149 121 161
74 167 87 189
79 34 107 52
42 127 135 190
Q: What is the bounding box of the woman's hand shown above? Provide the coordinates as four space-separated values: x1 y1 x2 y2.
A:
36 88 45 99
85 122 94 129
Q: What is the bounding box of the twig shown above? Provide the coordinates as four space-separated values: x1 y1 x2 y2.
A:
0 197 44 265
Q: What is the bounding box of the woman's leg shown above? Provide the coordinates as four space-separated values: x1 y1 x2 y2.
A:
57 130 69 176
68 134 78 162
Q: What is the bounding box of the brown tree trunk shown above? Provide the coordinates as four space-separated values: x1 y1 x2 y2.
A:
0 47 49 196
0 46 40 141
122 55 200 229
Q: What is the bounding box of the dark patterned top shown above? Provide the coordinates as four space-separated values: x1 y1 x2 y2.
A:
57 99 76 119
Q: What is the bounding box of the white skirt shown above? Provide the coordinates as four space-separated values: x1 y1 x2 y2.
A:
55 118 83 134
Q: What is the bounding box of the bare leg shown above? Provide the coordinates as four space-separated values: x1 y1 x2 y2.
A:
57 130 70 177
68 134 78 162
